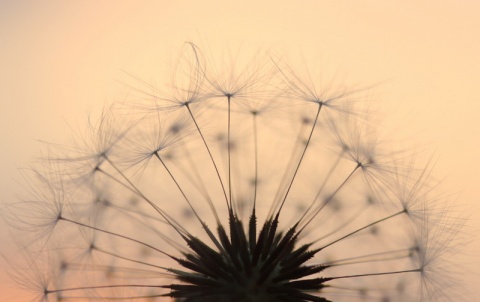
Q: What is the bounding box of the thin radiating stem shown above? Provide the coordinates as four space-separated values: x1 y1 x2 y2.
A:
267 118 310 218
59 294 165 300
322 248 414 267
295 151 344 226
94 246 169 271
276 103 322 215
59 217 173 258
154 152 225 253
310 202 369 243
252 112 259 209
298 164 360 232
320 210 406 250
329 268 421 281
227 95 232 209
185 104 229 209
46 284 163 294
175 140 221 223
96 163 187 236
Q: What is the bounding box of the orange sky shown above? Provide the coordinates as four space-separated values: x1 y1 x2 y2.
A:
1 1 479 301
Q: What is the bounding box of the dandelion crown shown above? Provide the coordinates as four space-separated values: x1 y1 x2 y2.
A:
5 43 462 301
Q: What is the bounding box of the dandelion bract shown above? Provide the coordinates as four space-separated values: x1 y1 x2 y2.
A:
4 44 462 302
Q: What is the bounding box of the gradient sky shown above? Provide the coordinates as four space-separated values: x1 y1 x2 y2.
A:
1 1 479 300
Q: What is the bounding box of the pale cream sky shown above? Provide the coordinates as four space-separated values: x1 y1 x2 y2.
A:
1 1 479 300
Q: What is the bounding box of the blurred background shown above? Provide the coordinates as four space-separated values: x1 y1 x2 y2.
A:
1 1 478 300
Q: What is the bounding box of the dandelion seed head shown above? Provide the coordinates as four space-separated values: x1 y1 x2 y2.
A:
4 44 466 302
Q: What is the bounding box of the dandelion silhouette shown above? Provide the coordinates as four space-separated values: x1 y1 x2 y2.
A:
3 43 462 302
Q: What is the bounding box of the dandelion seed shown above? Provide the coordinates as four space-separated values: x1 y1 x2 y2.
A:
4 44 464 302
